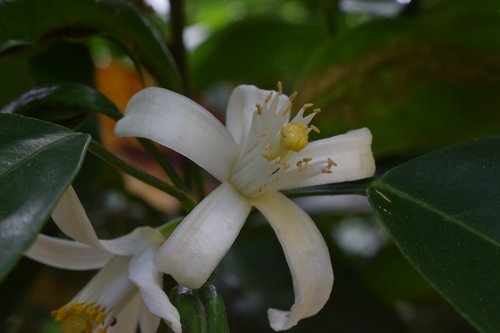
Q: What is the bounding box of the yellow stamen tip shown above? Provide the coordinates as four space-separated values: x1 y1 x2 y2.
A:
280 122 309 152
60 314 89 333
256 103 263 115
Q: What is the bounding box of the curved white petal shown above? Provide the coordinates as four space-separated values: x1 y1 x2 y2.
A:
24 234 111 270
226 84 290 144
115 87 238 182
101 227 164 256
285 128 375 189
51 186 103 249
251 192 334 331
139 306 161 333
129 248 181 333
108 293 142 333
156 183 251 288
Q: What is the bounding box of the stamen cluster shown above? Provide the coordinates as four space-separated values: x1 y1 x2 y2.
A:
230 82 336 197
52 303 109 333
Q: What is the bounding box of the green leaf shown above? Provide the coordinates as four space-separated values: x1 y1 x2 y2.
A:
0 113 90 282
0 0 181 90
368 134 500 333
190 17 327 91
298 0 500 156
1 83 121 127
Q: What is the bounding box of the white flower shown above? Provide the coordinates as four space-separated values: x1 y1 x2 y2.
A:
25 187 181 333
115 83 375 331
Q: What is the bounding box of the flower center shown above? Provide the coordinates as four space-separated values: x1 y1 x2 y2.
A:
52 303 108 333
280 122 308 152
230 82 336 197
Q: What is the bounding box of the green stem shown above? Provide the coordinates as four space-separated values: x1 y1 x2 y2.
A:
282 178 374 198
100 108 190 195
88 140 196 212
138 138 189 192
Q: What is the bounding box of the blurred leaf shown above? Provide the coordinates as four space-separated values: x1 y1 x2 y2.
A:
0 113 90 282
0 0 181 90
298 0 500 156
1 83 121 127
368 134 500 333
190 17 327 91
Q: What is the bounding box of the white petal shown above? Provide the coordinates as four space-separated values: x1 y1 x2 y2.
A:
51 186 103 249
53 186 165 256
24 234 111 270
115 87 238 182
156 183 251 288
101 227 164 256
139 306 161 333
73 256 135 312
285 128 375 189
129 248 181 333
226 84 290 144
108 294 142 333
251 192 334 331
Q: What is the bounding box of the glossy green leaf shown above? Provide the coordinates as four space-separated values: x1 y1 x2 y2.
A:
368 134 500 333
0 113 90 282
0 0 181 90
190 18 327 91
298 0 500 156
1 83 121 127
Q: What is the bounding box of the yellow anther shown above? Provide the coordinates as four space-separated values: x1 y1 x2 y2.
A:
280 122 309 152
256 103 264 115
277 81 283 95
72 303 85 314
289 91 298 102
264 142 271 150
97 329 107 333
263 153 273 161
313 108 322 113
309 125 320 134
86 306 96 316
60 314 88 333
296 161 306 172
275 156 281 163
265 91 273 103
321 168 333 174
327 157 337 168
95 311 106 324
303 157 312 163
302 103 314 110
282 162 290 169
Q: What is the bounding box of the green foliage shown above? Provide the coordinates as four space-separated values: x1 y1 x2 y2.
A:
297 0 500 156
0 113 89 282
1 83 121 127
0 0 181 90
368 134 500 333
190 17 327 90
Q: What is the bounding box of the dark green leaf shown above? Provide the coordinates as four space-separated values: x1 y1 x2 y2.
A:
0 0 181 90
0 113 90 282
298 0 500 156
190 18 327 91
1 83 121 127
368 134 500 333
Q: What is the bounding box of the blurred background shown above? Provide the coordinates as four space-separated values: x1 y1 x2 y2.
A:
1 0 499 331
